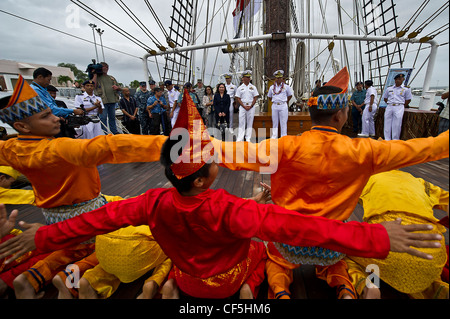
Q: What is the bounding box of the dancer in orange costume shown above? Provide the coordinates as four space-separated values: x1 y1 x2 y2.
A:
211 67 449 298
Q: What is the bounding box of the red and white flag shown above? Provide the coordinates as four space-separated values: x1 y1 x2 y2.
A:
232 0 262 34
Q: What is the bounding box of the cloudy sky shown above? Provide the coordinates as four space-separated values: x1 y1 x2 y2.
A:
0 0 448 89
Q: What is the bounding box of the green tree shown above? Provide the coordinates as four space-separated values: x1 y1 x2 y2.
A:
57 75 72 86
129 80 140 88
57 62 89 83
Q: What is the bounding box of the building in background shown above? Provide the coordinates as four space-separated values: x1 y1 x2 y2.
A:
0 59 74 91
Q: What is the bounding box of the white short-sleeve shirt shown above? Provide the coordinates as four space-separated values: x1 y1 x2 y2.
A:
382 84 412 105
74 92 104 116
235 83 259 105
364 86 378 105
168 88 180 108
225 83 237 99
267 83 293 104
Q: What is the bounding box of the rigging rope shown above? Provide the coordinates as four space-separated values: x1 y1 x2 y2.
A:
396 0 430 37
144 0 170 40
70 0 152 52
114 0 162 48
408 2 449 38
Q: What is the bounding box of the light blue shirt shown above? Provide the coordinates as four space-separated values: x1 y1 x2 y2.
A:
147 95 167 114
30 82 73 118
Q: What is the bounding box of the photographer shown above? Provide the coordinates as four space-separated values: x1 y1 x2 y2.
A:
47 85 77 139
92 62 121 134
74 80 104 139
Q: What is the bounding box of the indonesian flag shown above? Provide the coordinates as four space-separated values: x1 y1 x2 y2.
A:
232 0 262 35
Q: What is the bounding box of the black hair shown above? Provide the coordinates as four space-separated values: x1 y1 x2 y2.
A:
0 96 10 110
216 83 227 95
364 80 373 87
33 67 52 79
160 133 211 194
309 85 343 124
153 87 162 93
204 85 213 95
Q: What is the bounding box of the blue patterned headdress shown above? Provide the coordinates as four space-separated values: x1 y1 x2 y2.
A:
308 67 349 110
0 75 49 124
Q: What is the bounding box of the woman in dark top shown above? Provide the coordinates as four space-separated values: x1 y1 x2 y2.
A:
213 83 230 127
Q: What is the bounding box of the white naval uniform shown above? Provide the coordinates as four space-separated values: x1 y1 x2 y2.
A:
74 92 104 139
267 82 293 138
235 82 259 141
361 86 378 136
382 84 412 140
225 82 237 128
168 88 181 127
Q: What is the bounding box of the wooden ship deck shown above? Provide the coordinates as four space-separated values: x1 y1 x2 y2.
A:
3 138 449 300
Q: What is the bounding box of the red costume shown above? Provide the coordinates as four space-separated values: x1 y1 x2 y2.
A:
34 186 390 297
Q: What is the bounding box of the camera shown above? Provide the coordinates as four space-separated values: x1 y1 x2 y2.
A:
436 101 445 115
86 59 103 79
0 126 7 139
66 104 100 128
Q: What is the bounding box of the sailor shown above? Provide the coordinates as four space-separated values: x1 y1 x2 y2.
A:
166 80 181 127
224 74 237 132
235 70 260 142
73 80 104 139
382 73 412 140
267 70 293 139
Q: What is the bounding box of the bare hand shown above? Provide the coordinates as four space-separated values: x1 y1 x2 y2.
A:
381 218 442 260
0 218 43 264
250 182 272 204
0 204 17 239
73 109 84 115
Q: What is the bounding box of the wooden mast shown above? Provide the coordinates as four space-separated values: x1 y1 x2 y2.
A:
264 0 290 81
263 0 290 112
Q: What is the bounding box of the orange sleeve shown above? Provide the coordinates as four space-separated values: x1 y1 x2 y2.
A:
53 134 167 167
211 137 283 174
369 130 449 174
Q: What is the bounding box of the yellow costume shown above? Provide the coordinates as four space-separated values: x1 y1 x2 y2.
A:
346 170 448 298
0 166 34 205
83 225 171 298
0 187 34 206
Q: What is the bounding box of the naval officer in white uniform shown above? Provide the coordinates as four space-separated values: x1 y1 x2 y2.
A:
224 74 237 132
74 80 104 139
267 70 293 139
235 70 259 142
382 73 412 140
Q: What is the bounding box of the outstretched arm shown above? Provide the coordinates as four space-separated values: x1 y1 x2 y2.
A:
0 191 156 263
223 195 441 260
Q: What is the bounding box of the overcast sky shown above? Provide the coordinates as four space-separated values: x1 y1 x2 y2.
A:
0 0 448 89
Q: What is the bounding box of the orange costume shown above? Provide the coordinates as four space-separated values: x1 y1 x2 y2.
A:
0 76 168 294
212 68 449 298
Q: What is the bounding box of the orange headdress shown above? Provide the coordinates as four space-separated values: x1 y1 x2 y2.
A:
170 88 214 179
0 75 49 124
